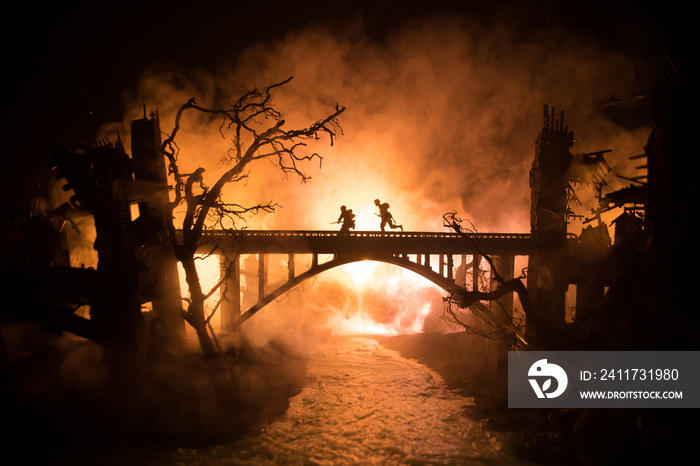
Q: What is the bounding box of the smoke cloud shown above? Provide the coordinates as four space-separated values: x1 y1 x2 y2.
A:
116 9 652 342
122 13 650 232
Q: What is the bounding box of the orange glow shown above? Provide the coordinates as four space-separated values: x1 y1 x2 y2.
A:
127 19 650 347
341 260 379 287
177 255 222 349
174 252 445 345
328 311 398 336
323 261 445 335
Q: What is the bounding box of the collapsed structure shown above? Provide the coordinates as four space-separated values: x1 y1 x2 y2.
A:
527 104 647 347
1 111 185 371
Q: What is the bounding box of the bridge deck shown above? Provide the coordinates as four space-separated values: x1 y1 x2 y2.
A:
197 230 534 256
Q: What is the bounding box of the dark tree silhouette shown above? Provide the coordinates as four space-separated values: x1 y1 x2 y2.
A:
159 77 345 359
441 212 534 350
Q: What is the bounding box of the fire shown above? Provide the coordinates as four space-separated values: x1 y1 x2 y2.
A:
341 260 379 287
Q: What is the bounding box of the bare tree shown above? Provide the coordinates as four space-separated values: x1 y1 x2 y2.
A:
441 212 534 350
159 77 345 358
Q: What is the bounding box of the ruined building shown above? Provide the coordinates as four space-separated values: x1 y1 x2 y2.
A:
527 104 647 348
130 112 186 355
527 105 576 344
1 110 186 371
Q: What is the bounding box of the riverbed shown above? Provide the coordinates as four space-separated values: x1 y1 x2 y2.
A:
160 336 532 465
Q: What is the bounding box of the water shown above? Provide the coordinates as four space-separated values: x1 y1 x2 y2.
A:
164 336 530 465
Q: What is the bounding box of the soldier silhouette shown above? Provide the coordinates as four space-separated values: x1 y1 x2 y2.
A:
374 199 403 232
336 205 356 232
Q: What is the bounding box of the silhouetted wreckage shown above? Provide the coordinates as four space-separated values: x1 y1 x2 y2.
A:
1 111 185 383
1 78 346 382
438 83 696 463
526 105 618 348
442 102 672 352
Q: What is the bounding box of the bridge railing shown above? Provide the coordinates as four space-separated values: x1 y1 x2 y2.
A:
191 229 537 256
200 229 533 240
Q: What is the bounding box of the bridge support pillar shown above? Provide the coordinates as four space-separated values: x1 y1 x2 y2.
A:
472 254 480 291
459 255 467 287
288 253 295 280
220 255 241 332
488 254 515 371
258 253 268 306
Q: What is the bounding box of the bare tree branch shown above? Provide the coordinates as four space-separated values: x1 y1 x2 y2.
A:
441 212 536 349
156 77 345 359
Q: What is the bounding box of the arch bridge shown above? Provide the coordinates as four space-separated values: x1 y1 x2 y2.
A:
194 230 535 329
